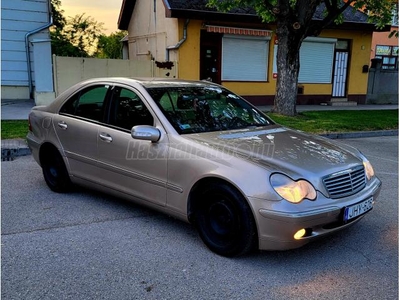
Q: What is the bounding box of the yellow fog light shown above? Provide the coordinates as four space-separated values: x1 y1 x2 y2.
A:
294 229 306 240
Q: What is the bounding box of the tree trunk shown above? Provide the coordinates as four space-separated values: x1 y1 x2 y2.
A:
272 22 302 116
271 0 320 116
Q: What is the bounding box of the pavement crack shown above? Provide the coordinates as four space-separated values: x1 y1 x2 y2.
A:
1 215 150 236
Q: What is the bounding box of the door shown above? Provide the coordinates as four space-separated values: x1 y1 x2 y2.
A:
54 84 110 180
96 86 168 206
200 31 222 83
332 40 350 98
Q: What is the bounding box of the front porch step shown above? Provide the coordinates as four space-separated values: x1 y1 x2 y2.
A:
327 101 358 106
330 98 348 102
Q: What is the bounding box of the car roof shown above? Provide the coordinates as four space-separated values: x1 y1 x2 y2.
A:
44 77 224 112
82 77 222 89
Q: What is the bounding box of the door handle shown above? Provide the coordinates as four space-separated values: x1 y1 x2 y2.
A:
99 132 113 143
57 121 68 130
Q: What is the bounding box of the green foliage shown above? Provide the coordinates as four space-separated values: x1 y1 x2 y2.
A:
353 0 397 30
50 0 80 56
50 0 66 29
50 0 104 57
1 120 29 139
207 0 395 34
96 31 127 59
62 14 104 57
50 30 87 57
50 0 128 58
207 0 276 22
208 0 395 116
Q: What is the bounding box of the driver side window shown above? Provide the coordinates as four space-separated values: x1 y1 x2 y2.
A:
108 87 154 131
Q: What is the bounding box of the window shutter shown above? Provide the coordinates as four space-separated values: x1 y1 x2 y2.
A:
298 37 336 83
222 35 270 81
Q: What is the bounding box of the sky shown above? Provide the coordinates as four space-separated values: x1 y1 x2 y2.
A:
61 0 124 34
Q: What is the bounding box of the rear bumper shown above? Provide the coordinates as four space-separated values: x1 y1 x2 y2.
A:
26 132 41 165
250 177 382 251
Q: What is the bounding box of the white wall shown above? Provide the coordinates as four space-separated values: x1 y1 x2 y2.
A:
127 0 179 61
52 56 177 100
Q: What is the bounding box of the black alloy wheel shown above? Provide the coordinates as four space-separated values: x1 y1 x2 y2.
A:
194 182 257 257
42 149 71 193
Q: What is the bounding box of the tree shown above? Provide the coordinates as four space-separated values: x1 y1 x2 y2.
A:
63 14 104 57
50 30 85 57
208 0 394 116
50 0 66 29
50 0 82 56
96 31 127 59
50 0 104 57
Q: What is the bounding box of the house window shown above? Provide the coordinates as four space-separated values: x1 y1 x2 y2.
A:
272 37 336 83
298 37 336 84
375 45 398 70
222 35 270 81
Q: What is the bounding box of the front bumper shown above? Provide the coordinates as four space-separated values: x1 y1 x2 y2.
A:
250 177 382 251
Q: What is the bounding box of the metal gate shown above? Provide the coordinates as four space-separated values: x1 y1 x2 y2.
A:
332 51 348 97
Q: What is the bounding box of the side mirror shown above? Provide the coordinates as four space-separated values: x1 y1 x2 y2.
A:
131 125 161 143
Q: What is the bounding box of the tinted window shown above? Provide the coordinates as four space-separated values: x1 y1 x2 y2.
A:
60 85 109 122
108 87 154 130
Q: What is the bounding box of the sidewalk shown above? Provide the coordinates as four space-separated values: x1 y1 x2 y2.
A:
1 99 398 160
257 104 399 112
1 99 35 120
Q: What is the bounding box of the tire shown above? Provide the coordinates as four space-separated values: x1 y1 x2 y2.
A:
194 182 257 257
42 148 71 193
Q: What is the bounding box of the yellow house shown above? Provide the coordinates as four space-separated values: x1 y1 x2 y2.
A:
118 0 388 105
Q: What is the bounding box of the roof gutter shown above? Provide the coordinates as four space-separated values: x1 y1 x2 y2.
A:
25 1 53 99
166 19 190 61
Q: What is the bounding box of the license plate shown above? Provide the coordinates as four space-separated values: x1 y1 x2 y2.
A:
344 197 374 221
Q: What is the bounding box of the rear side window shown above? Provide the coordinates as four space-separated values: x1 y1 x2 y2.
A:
60 85 109 122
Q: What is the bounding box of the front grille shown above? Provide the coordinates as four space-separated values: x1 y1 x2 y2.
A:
323 166 366 199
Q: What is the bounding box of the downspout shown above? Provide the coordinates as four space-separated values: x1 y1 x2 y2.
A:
165 19 190 61
25 0 53 99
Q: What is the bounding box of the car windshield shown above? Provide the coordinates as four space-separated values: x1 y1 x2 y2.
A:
146 85 273 134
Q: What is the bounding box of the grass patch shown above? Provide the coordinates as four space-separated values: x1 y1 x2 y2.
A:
1 120 29 139
267 110 398 134
0 110 398 139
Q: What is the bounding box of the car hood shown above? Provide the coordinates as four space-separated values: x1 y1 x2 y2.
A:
182 125 363 179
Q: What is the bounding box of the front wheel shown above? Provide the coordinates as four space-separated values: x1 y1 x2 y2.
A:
194 183 257 257
42 149 71 193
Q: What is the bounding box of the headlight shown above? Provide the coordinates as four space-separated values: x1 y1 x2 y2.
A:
363 160 375 180
270 174 317 204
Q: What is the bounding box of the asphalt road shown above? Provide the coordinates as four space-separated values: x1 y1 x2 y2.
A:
2 136 398 300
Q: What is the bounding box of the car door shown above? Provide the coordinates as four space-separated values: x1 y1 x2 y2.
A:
96 85 168 206
53 84 110 181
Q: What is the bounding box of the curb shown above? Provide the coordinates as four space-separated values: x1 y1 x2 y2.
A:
320 129 398 139
1 139 31 161
1 130 398 160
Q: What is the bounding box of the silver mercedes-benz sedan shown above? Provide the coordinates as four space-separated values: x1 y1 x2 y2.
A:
27 78 382 256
